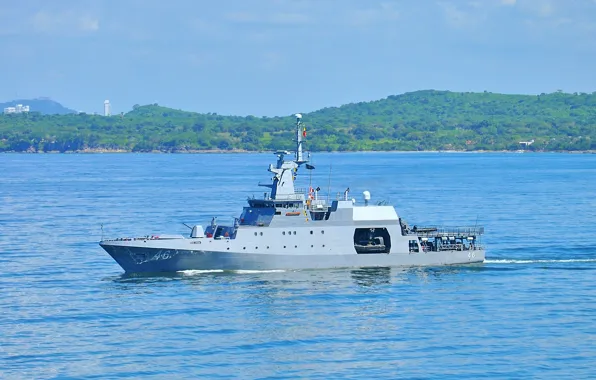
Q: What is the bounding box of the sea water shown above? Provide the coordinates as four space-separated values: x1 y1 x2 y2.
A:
1 152 595 379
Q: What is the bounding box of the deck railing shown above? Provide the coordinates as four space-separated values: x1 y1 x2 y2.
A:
406 226 485 237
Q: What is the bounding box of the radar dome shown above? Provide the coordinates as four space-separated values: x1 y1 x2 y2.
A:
363 191 371 200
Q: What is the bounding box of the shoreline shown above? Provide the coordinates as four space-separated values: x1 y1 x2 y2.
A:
2 149 595 154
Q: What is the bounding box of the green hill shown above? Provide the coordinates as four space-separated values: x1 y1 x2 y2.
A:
1 90 595 152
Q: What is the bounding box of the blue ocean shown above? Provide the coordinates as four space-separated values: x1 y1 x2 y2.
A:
1 152 596 379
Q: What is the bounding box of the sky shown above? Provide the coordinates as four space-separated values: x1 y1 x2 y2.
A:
1 0 595 116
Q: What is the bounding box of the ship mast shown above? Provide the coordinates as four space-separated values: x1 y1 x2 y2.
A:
295 113 305 164
258 113 311 200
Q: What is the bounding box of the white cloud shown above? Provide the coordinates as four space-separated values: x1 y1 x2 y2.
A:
538 3 554 17
185 51 217 67
30 10 99 34
342 3 400 27
438 2 473 28
224 11 309 25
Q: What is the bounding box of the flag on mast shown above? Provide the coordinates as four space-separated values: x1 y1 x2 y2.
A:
302 126 307 138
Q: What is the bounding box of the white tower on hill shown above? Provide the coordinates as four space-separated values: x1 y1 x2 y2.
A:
104 100 111 116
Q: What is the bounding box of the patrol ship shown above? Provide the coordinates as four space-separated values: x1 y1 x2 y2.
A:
99 114 485 273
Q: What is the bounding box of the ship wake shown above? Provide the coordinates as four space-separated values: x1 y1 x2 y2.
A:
178 269 287 276
485 258 596 264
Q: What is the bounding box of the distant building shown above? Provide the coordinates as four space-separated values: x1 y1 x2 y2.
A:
104 100 111 116
3 104 30 114
519 139 534 147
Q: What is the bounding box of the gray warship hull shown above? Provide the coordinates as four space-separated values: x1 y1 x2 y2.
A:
101 244 485 273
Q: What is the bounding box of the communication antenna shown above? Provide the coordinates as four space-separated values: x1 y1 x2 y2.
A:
295 113 303 163
327 161 332 202
101 223 104 241
309 159 313 188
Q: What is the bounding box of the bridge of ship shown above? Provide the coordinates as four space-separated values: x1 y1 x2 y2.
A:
239 187 338 225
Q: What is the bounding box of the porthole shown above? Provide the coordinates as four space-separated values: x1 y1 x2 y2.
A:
227 247 230 250
260 232 263 236
267 246 270 249
255 247 258 250
282 231 285 235
243 247 246 250
310 231 313 235
311 245 314 247
293 231 296 235
322 244 325 247
284 245 286 248
294 245 297 248
321 230 325 234
254 232 257 236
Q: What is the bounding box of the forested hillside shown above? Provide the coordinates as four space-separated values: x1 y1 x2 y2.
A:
1 90 595 152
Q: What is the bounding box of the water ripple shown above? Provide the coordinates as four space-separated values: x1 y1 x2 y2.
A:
1 152 596 378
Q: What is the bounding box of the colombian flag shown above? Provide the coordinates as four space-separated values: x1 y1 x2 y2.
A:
302 127 307 137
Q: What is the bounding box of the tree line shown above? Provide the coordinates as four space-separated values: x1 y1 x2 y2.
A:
1 90 595 153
